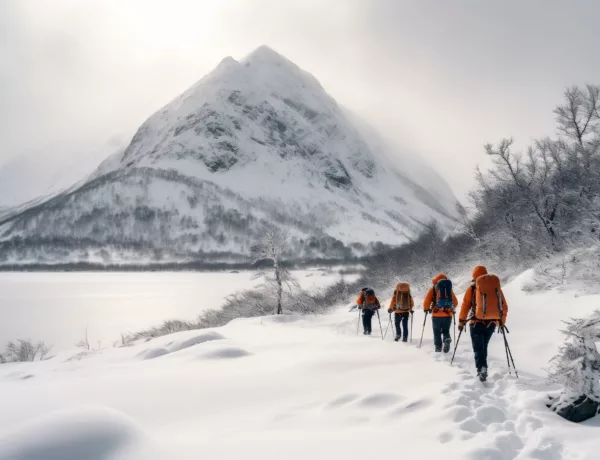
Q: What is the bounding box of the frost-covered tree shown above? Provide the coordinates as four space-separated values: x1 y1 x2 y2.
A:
548 311 600 423
0 339 52 363
251 226 290 315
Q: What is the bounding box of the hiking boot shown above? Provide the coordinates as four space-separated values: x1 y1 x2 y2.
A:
394 335 400 342
402 338 408 343
443 337 452 353
363 331 368 335
435 347 442 353
477 367 488 382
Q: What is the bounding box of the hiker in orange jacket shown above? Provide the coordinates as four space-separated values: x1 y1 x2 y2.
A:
356 288 381 336
423 274 458 353
388 283 414 342
458 265 509 381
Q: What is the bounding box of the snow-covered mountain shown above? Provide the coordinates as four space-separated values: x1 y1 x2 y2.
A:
0 46 457 265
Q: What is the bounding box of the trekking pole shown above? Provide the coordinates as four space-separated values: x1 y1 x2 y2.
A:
410 312 414 343
500 325 519 378
383 313 392 340
498 326 511 375
450 328 463 365
356 308 361 336
376 310 384 340
452 313 456 348
418 311 429 348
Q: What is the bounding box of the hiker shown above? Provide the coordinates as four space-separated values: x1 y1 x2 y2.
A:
388 283 414 342
423 274 458 353
356 288 381 335
458 265 508 382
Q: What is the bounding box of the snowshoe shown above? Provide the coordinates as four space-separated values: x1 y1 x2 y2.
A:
443 337 452 353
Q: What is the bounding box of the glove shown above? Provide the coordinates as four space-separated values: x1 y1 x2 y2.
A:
410 311 414 315
458 325 464 332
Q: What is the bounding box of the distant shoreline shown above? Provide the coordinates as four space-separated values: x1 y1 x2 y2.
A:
0 258 363 272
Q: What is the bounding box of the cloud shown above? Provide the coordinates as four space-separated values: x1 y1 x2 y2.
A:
1 0 599 198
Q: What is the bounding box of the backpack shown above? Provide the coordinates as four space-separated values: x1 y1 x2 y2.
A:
394 283 411 311
363 289 378 310
435 279 454 309
475 274 503 320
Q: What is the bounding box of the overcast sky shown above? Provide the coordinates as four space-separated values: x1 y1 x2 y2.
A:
2 0 599 198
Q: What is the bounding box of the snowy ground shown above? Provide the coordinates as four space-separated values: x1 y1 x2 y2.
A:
0 268 356 350
0 269 597 459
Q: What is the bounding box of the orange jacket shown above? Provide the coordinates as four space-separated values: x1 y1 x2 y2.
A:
423 274 458 317
356 292 381 310
388 291 414 313
459 266 508 326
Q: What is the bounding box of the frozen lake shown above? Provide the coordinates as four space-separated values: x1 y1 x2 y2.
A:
0 269 357 351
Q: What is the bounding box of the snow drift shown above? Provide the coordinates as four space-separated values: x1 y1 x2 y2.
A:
0 270 599 459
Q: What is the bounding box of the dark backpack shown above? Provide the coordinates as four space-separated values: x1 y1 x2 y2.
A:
435 279 454 309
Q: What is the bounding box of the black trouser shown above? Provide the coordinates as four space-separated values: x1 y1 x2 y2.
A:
470 322 496 371
432 316 452 350
362 309 375 333
394 312 410 340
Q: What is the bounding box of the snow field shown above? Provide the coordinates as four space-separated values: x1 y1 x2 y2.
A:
0 268 355 350
0 269 598 459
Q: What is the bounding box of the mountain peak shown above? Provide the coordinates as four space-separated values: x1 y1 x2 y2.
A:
244 45 286 63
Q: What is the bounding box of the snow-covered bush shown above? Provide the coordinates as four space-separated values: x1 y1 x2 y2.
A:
127 276 360 341
128 320 197 342
547 310 600 422
0 339 52 363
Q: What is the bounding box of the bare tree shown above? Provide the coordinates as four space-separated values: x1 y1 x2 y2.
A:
485 139 559 245
455 202 480 243
251 226 290 315
0 339 52 363
76 327 91 350
554 85 600 149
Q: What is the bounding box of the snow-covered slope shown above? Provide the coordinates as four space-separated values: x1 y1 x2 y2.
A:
0 46 457 265
0 271 597 460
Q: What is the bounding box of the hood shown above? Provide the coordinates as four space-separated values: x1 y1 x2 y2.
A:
472 265 488 280
432 274 447 285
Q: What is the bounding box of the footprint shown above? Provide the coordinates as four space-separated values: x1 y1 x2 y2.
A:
519 432 564 460
460 432 476 441
446 406 471 422
357 393 402 408
466 447 504 460
493 432 523 458
403 398 432 412
515 413 543 437
460 416 486 434
326 394 359 409
438 432 453 444
442 382 460 394
201 347 250 359
136 347 169 360
474 405 507 424
387 398 432 418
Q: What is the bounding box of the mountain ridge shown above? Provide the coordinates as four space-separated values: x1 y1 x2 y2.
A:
0 46 458 266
